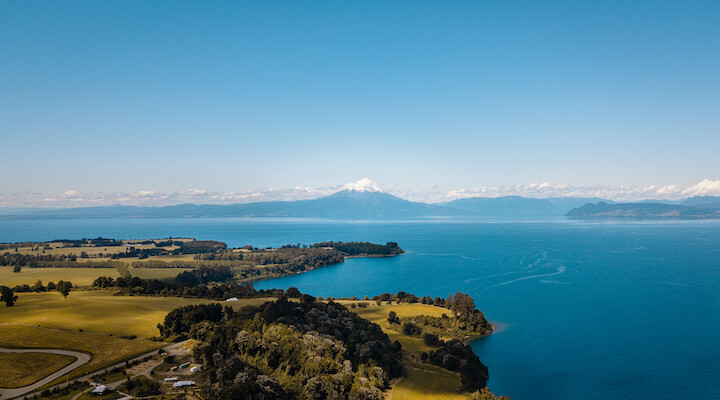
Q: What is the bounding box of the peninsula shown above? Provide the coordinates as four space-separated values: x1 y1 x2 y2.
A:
0 238 505 400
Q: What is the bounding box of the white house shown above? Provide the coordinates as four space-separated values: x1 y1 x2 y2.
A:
173 380 195 388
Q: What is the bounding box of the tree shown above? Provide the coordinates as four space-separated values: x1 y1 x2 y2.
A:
56 280 72 298
387 311 400 324
31 280 46 292
12 265 21 273
1 286 18 306
422 333 440 347
450 292 476 320
47 281 56 291
285 287 301 298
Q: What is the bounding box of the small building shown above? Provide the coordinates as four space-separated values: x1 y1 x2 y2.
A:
179 362 191 369
91 385 108 395
225 297 239 302
173 380 195 388
164 377 179 382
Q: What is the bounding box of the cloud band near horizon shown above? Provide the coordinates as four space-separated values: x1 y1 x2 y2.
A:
1 179 719 209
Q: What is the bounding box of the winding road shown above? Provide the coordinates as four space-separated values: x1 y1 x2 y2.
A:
0 349 90 400
0 340 190 400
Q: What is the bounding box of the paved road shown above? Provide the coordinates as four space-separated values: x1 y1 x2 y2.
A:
0 349 90 400
4 340 191 400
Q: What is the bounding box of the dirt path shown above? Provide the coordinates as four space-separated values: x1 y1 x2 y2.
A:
0 348 90 400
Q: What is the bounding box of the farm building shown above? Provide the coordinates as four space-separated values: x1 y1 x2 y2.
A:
91 385 108 395
173 380 195 388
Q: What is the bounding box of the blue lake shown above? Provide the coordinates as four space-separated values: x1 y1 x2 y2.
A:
1 217 719 399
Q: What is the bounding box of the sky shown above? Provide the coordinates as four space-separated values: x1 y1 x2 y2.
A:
1 1 719 207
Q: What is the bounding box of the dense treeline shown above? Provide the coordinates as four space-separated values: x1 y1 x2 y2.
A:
194 247 345 264
159 297 403 400
310 241 404 256
174 240 228 254
0 253 119 268
9 280 73 299
91 272 274 299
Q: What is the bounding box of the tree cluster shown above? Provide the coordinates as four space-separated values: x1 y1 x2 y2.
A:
119 376 161 396
159 296 403 400
91 273 272 300
310 241 403 256
173 240 228 254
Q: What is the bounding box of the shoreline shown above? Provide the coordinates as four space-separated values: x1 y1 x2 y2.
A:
247 251 404 284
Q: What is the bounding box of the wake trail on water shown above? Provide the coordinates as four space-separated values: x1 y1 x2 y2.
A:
491 265 567 287
463 251 551 284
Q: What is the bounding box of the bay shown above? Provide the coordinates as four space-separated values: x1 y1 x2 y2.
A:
1 217 719 399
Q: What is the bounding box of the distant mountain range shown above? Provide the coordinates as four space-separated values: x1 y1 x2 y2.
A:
1 186 719 221
441 196 607 216
0 189 463 220
566 200 720 220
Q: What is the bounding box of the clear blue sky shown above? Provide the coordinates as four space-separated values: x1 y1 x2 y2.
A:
1 1 719 202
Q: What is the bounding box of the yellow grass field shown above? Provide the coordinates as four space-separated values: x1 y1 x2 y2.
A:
337 302 469 400
14 243 159 257
391 360 467 400
343 302 450 355
0 267 121 287
0 352 75 388
0 324 161 384
0 291 275 338
0 265 196 287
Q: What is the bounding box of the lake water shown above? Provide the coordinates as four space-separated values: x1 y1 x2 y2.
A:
1 217 719 399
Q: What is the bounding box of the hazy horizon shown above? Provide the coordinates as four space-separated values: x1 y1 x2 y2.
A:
2 177 720 209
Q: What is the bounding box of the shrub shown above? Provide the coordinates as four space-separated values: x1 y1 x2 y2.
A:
401 322 422 336
422 333 441 347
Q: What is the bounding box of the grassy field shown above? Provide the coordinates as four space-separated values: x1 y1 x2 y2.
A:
0 291 275 338
336 301 469 400
391 360 467 400
3 291 204 337
13 243 161 257
0 267 120 287
1 265 196 287
0 352 75 388
342 301 450 355
0 324 161 384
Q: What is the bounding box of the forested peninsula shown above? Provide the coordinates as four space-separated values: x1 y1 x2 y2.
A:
1 238 506 399
1 238 403 289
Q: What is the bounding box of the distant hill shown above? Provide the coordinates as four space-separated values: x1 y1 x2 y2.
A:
443 196 607 216
0 189 464 220
682 196 720 209
566 202 720 220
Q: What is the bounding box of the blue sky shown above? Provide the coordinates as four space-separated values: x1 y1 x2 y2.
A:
1 1 719 206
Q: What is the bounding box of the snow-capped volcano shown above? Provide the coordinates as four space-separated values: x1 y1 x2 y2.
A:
340 178 384 193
